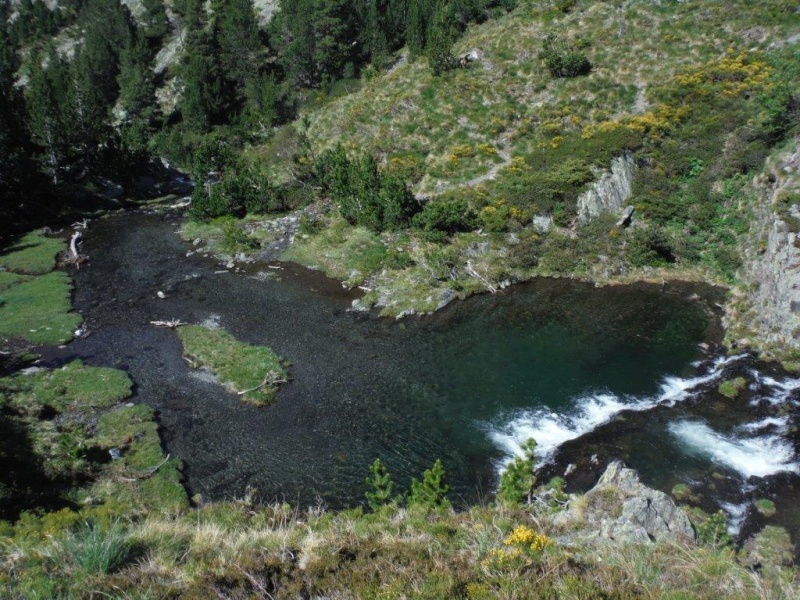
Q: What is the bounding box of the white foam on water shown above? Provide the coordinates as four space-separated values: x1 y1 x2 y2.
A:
720 501 749 536
486 355 746 471
738 416 789 433
750 371 800 405
488 393 640 468
668 420 799 479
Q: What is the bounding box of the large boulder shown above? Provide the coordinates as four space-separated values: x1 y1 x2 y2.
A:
553 460 695 544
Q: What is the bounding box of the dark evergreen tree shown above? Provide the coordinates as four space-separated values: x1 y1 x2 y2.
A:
76 0 134 106
212 0 261 94
426 1 456 75
117 31 159 152
406 0 430 60
25 49 74 184
0 16 34 214
140 0 170 44
271 0 359 88
179 24 228 132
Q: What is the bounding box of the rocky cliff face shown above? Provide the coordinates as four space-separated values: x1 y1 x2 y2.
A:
576 152 636 225
726 140 800 359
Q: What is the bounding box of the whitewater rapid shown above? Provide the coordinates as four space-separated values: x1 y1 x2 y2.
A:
487 354 800 482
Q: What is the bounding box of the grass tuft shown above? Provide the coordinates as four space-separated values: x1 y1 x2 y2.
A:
67 519 132 574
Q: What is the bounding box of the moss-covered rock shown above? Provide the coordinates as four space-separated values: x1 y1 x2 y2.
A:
718 377 747 399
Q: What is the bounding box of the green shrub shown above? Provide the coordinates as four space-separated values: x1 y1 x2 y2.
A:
298 214 323 235
220 219 259 252
718 377 747 399
695 510 733 548
540 34 591 78
509 231 543 269
413 198 477 240
755 498 776 518
188 185 244 221
317 145 420 232
625 226 675 267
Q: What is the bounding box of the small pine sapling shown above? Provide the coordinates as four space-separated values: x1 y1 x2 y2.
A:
365 458 395 510
497 438 537 505
409 458 450 509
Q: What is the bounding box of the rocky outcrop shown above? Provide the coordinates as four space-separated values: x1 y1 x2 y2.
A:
725 141 800 357
576 153 636 225
553 460 695 544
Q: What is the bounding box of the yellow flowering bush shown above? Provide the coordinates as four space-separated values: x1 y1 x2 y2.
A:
449 144 476 162
671 50 771 98
503 525 553 552
480 525 554 576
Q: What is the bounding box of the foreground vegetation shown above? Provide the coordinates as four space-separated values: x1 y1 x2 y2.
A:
2 478 797 599
2 0 800 596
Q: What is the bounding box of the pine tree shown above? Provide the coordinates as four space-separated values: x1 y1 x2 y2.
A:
141 0 170 44
180 24 228 132
25 49 74 184
406 0 430 60
272 0 359 88
497 438 537 505
426 1 456 75
365 458 394 510
0 16 32 203
117 32 159 152
408 459 450 509
212 0 261 105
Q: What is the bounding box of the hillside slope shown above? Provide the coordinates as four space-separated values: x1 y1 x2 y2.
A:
232 0 799 322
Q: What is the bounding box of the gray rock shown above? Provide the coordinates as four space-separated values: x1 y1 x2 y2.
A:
577 153 636 225
617 205 635 227
350 299 370 312
436 288 458 310
20 367 45 376
532 215 553 232
598 461 695 542
466 241 491 257
726 146 800 353
555 461 695 544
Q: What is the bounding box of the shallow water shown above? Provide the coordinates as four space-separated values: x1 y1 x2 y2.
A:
46 212 800 543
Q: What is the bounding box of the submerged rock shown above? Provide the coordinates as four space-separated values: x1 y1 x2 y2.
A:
554 460 695 544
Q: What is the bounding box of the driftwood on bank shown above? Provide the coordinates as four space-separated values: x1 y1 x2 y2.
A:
119 454 172 482
61 228 89 267
465 260 497 293
150 319 187 328
236 370 289 396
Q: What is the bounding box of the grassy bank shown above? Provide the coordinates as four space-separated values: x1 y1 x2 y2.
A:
0 361 186 521
0 231 82 347
177 325 289 406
